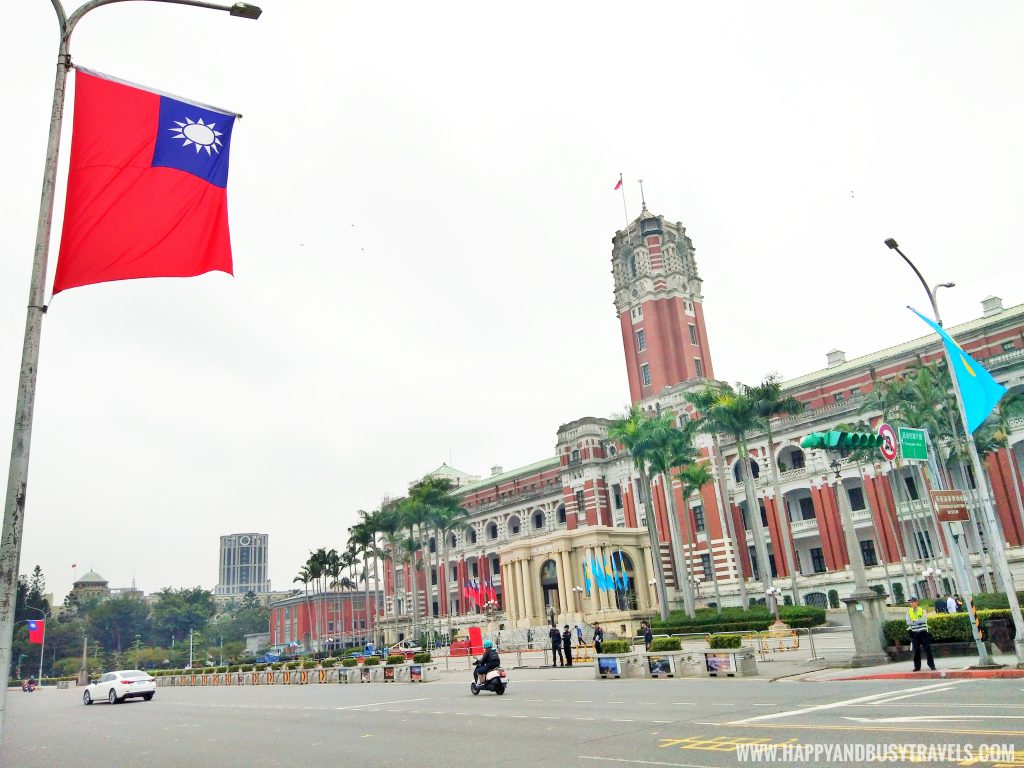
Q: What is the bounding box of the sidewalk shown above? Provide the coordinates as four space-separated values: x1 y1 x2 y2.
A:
775 652 1023 682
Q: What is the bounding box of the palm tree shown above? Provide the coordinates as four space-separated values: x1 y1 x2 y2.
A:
292 564 312 651
677 460 721 612
748 374 805 602
608 405 670 621
644 412 700 618
684 385 748 609
699 385 773 592
348 517 375 647
377 502 404 627
397 496 430 639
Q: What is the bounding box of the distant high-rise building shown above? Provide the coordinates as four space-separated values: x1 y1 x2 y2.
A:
216 533 271 596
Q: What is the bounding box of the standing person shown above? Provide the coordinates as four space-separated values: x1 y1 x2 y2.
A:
934 596 947 614
549 625 564 667
562 625 573 667
906 596 936 672
945 594 957 615
593 623 604 654
526 628 534 649
574 624 584 645
954 595 966 613
642 621 653 651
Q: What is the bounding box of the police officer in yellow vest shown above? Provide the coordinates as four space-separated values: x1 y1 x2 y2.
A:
906 596 936 671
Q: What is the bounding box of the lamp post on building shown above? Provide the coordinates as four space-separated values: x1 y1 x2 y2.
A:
573 586 585 615
765 586 784 627
885 237 1024 665
923 567 942 600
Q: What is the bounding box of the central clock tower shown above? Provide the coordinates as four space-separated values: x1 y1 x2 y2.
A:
612 207 716 404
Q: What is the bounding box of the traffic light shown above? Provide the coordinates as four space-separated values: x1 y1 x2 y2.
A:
967 597 983 640
800 431 884 451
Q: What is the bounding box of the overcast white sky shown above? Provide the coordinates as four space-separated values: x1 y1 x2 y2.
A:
2 2 1022 602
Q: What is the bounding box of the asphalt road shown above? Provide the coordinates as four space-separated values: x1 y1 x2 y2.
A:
2 672 1022 767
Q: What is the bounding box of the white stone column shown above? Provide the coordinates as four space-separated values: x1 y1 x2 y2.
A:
559 549 574 615
521 559 536 625
555 551 569 619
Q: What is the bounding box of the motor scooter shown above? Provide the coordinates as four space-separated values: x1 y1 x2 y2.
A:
470 663 507 695
21 679 35 693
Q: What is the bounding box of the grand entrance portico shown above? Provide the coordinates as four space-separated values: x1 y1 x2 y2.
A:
499 527 656 635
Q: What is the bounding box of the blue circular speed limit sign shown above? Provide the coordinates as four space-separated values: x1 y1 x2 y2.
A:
878 423 898 461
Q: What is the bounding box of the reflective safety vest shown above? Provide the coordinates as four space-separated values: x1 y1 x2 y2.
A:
906 606 928 633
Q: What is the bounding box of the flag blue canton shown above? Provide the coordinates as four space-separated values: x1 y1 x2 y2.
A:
151 95 235 188
909 307 1006 433
28 621 37 631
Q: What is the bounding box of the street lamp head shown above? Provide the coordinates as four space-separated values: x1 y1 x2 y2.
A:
884 238 899 250
230 3 263 19
937 282 955 289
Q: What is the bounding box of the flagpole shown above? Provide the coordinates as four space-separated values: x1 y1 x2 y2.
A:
887 238 1024 666
0 0 261 741
618 173 629 231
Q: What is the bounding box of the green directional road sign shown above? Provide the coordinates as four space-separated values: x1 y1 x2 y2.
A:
898 427 928 460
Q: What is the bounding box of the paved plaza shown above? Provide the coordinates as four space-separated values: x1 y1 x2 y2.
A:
4 667 1022 767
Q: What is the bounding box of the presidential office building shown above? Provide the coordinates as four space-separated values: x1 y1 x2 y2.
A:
381 207 1024 642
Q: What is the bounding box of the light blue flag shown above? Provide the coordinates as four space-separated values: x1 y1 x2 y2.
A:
910 307 1007 432
583 563 592 594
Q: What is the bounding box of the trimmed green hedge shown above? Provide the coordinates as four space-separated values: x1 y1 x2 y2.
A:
971 592 1024 610
362 656 380 666
708 634 742 649
386 655 405 665
648 637 681 652
882 609 1012 645
411 653 432 663
321 658 337 668
341 658 358 668
599 640 632 654
649 606 825 633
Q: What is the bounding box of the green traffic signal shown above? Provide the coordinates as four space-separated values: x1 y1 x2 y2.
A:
800 431 884 450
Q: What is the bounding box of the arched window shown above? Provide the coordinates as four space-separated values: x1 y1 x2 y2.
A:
556 505 566 524
733 458 760 482
804 592 827 608
428 537 436 554
533 511 544 529
449 533 458 549
508 515 521 535
487 523 498 541
468 528 477 545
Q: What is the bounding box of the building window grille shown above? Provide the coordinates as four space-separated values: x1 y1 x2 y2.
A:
810 547 827 573
635 329 647 352
640 364 651 387
694 358 704 378
860 539 878 567
688 324 698 345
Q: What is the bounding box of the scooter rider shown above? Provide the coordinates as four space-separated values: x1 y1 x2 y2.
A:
475 639 500 684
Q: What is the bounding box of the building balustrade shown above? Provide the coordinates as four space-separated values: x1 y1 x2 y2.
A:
789 518 819 535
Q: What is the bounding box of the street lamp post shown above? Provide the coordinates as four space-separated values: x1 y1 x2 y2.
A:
572 585 584 615
0 0 261 740
885 238 1024 666
765 586 783 626
922 567 942 600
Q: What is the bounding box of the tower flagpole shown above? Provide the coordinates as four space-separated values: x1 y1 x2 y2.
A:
618 172 629 230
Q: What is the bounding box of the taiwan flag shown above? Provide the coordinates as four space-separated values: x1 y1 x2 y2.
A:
28 620 44 644
54 68 238 294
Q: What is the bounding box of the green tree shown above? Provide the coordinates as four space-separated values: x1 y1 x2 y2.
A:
696 384 773 590
148 587 215 647
608 405 669 621
748 375 805 602
88 596 150 653
684 385 749 609
678 460 720 611
643 413 700 618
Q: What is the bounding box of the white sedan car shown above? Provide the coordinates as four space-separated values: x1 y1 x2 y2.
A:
83 670 156 705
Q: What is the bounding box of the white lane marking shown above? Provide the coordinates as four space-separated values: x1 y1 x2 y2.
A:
578 757 710 767
846 714 1024 724
860 686 957 704
332 697 429 711
728 681 965 724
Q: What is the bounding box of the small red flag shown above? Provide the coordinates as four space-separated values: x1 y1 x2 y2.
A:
28 620 44 644
54 69 237 294
614 175 623 191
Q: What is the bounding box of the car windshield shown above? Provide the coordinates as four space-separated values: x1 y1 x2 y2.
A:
119 670 147 678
